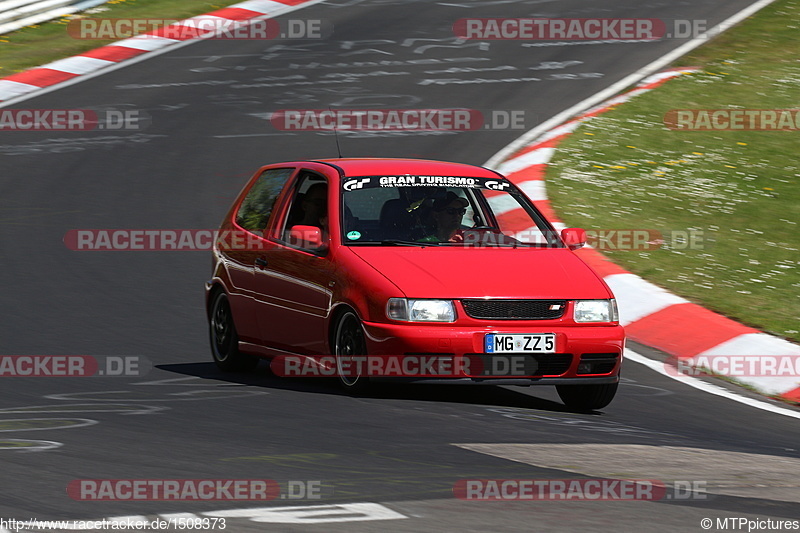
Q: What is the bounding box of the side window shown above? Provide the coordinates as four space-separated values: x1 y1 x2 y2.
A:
236 168 294 234
279 172 329 248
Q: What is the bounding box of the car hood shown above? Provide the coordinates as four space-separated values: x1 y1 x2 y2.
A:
348 246 612 299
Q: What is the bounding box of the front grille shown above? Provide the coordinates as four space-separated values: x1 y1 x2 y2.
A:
467 353 573 377
462 299 567 320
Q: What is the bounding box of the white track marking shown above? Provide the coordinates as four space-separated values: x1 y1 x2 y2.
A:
0 80 39 100
0 404 166 415
37 56 116 75
113 36 180 51
204 503 407 524
0 418 98 432
0 439 63 451
516 180 548 201
495 147 556 175
604 273 689 326
235 0 295 14
45 390 268 401
693 334 800 395
626 349 800 420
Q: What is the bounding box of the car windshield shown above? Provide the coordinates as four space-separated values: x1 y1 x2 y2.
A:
340 175 562 247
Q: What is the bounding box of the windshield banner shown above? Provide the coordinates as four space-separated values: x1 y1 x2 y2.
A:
341 176 511 191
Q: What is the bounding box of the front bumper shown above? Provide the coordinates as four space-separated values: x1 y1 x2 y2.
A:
361 321 624 381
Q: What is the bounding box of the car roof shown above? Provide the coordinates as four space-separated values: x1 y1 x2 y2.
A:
308 158 504 179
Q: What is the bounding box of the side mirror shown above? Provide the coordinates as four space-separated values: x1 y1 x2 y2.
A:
561 228 587 250
289 225 324 248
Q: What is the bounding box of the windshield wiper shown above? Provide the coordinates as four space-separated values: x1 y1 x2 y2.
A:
380 239 439 247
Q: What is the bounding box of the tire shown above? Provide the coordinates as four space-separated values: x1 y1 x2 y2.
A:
334 310 370 392
556 382 618 411
209 291 258 372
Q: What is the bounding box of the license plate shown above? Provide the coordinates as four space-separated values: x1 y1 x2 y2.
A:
485 333 555 353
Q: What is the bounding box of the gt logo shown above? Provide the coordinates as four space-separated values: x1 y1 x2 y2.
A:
343 178 370 191
485 180 510 191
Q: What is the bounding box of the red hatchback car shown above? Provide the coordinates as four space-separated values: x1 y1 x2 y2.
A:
206 158 624 410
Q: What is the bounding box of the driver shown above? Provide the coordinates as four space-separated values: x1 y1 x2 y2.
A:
298 183 328 228
418 192 468 243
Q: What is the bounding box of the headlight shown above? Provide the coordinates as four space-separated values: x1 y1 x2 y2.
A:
387 298 456 322
574 299 618 323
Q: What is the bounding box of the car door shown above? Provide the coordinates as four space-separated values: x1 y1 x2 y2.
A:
224 166 296 343
252 169 335 355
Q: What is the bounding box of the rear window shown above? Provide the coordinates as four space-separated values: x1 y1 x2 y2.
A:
236 168 294 233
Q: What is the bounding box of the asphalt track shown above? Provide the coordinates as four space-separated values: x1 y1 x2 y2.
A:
1 0 798 530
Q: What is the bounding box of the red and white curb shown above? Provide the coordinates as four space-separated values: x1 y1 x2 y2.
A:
0 0 323 103
490 68 800 403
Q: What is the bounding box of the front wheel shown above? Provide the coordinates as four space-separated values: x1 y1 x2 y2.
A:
334 310 370 392
556 382 618 411
209 291 258 372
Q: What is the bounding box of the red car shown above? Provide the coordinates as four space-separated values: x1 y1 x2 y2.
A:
205 158 624 410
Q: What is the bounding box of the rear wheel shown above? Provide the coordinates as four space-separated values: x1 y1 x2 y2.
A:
556 383 618 411
334 311 370 392
209 291 258 372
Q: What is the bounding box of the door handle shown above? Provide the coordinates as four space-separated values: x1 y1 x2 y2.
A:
255 257 268 268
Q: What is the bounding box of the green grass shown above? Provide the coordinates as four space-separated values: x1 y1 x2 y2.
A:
0 0 243 75
546 0 800 343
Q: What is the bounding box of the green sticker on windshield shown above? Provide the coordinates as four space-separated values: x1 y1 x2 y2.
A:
346 231 362 240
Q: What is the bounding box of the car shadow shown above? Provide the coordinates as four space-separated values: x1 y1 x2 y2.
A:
154 361 602 415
